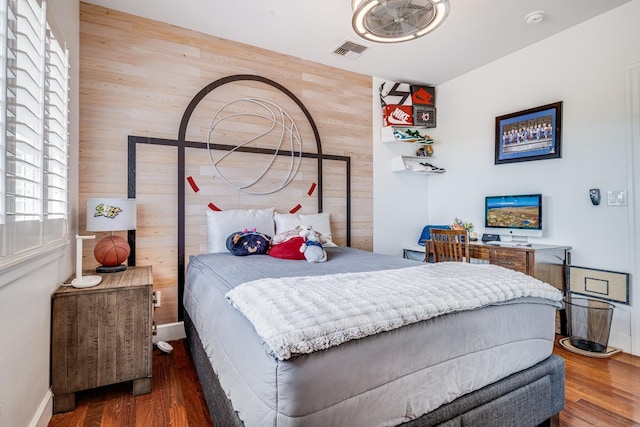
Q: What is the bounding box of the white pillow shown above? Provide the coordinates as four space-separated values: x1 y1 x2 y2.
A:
274 213 301 235
274 211 337 247
206 208 275 253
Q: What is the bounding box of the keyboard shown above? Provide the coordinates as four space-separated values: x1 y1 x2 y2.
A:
485 241 532 247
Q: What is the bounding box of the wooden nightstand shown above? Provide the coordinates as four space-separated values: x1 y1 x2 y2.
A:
51 266 153 413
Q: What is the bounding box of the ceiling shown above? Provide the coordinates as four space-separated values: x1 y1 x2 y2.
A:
81 0 630 85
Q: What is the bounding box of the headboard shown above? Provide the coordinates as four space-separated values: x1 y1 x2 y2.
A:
127 75 352 320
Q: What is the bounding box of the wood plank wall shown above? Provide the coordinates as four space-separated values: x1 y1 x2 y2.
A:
79 2 374 324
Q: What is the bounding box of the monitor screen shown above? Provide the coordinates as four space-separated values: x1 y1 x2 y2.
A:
485 194 542 230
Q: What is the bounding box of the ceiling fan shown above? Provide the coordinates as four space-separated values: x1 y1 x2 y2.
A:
351 0 450 43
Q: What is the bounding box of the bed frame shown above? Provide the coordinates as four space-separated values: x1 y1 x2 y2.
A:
130 75 564 426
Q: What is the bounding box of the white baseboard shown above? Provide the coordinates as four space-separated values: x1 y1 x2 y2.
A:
30 390 53 427
153 321 186 343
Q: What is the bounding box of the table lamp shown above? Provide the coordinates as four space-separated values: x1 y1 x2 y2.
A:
86 198 137 273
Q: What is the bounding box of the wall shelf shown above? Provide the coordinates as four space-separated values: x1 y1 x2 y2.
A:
381 126 433 144
391 156 445 174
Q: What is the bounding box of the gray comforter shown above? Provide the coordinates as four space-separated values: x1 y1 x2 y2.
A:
184 246 560 426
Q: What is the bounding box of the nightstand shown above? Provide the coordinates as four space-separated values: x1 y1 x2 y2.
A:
51 266 154 413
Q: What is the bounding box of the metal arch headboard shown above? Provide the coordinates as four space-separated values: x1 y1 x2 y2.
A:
127 75 351 320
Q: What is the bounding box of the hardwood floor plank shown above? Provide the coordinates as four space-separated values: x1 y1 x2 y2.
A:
169 406 189 427
48 402 88 427
171 338 213 426
569 399 640 427
82 401 105 427
166 353 185 408
134 399 153 427
150 347 175 427
49 338 640 427
101 384 134 427
176 347 213 427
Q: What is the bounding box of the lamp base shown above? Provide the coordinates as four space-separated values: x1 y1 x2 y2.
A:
96 264 128 273
71 275 103 288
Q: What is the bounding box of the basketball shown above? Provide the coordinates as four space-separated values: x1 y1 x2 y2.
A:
94 236 130 267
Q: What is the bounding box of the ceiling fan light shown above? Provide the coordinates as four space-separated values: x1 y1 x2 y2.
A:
365 32 416 43
351 0 450 43
353 0 379 34
415 2 448 36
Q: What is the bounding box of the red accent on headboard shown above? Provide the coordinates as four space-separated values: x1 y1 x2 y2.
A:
307 182 317 196
208 202 222 211
187 176 200 193
289 204 302 214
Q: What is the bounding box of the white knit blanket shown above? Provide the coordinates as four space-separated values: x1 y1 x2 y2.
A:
226 262 563 360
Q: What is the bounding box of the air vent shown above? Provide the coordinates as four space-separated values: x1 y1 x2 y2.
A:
332 40 368 60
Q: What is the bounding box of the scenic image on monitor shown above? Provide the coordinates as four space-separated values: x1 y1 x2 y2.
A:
485 195 541 230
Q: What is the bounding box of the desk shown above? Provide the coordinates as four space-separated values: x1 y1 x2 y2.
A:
404 242 572 333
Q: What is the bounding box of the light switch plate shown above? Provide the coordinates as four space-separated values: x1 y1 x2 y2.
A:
607 190 627 207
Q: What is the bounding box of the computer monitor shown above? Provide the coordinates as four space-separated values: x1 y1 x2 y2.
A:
484 194 542 243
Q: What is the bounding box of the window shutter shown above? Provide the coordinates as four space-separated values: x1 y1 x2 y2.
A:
44 20 68 243
0 0 68 262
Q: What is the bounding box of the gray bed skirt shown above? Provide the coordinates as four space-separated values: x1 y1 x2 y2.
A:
184 312 564 427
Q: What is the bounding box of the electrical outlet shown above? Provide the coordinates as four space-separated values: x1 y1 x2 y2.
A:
153 290 161 308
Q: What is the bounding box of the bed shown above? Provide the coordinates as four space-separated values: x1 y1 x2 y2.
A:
184 246 565 427
126 75 565 426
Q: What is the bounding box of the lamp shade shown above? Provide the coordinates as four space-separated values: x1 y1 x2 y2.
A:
86 198 137 232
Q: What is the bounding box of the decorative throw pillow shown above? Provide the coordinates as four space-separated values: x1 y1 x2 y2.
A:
268 236 306 260
206 208 275 253
225 230 271 256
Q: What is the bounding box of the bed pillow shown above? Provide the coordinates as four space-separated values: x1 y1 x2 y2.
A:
226 230 271 256
206 208 275 253
268 236 306 260
274 213 301 235
273 211 337 247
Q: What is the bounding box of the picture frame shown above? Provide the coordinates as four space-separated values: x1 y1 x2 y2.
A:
495 101 562 164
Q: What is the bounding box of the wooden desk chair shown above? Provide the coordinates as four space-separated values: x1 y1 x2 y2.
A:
430 229 470 263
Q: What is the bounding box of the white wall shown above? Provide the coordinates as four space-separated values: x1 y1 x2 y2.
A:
372 96 433 256
0 0 79 426
374 0 640 353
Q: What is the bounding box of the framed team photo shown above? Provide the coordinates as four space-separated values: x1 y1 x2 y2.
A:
495 102 562 164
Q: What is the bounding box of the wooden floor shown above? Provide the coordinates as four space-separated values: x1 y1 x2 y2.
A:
48 340 213 427
49 338 640 427
554 341 640 426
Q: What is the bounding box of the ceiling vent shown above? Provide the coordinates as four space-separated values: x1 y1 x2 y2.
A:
332 40 369 60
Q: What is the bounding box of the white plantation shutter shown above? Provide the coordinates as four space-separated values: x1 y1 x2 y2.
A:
0 0 68 262
0 0 7 254
44 20 68 242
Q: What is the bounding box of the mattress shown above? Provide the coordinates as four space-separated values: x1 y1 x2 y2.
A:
184 246 561 427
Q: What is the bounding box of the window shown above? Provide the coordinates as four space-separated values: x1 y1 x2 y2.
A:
0 0 69 266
